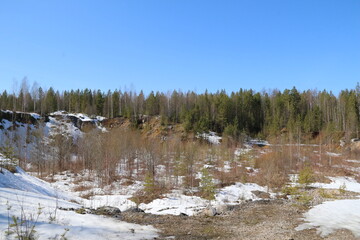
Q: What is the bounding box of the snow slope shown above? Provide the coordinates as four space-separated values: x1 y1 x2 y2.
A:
0 166 71 200
0 166 158 239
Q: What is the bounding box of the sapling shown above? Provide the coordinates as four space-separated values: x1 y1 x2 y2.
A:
8 203 43 240
6 201 12 236
200 167 216 201
298 165 315 188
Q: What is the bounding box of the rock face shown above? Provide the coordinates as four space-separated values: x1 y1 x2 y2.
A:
102 117 127 129
0 110 39 126
49 113 99 132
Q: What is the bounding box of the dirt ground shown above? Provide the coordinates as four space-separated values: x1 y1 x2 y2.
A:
120 199 357 240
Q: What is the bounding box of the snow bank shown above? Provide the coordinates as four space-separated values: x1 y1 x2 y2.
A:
82 195 137 212
139 193 207 216
139 182 272 216
296 199 360 237
215 182 270 204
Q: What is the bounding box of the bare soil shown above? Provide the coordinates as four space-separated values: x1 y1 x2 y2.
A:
120 199 358 240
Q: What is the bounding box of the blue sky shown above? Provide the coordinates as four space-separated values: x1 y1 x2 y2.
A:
0 0 359 94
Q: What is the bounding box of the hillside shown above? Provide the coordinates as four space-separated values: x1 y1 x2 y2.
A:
0 153 158 239
2 110 360 239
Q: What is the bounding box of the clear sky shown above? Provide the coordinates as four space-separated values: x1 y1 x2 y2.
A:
0 0 359 95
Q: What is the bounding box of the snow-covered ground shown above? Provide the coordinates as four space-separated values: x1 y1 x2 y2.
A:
0 166 71 200
139 183 272 216
311 176 360 193
296 199 360 237
296 176 360 237
43 167 273 217
0 165 158 239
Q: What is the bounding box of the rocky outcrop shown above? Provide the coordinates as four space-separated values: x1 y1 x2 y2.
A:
48 112 104 132
0 110 40 126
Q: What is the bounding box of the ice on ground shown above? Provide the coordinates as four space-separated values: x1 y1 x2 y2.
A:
296 199 360 237
311 177 360 193
140 182 272 216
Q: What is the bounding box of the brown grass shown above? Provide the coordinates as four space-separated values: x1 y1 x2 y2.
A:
73 184 93 192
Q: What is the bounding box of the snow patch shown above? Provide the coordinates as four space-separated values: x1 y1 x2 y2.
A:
296 199 360 237
197 132 222 145
311 177 360 193
140 182 272 216
326 152 341 157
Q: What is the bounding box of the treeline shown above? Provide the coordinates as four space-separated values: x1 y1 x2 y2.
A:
1 79 360 139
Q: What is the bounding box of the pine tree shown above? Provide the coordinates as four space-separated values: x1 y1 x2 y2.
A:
200 167 216 200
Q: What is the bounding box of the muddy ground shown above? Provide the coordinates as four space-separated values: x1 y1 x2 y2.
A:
120 199 357 240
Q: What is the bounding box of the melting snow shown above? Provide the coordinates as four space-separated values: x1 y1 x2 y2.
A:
139 182 272 216
0 164 158 239
296 199 360 237
311 177 360 193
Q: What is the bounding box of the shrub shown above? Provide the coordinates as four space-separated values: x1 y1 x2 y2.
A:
282 186 299 196
296 192 313 207
298 166 315 188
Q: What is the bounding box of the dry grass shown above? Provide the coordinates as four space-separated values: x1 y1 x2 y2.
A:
73 184 93 192
131 185 169 205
